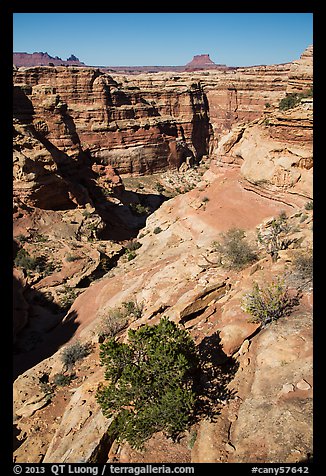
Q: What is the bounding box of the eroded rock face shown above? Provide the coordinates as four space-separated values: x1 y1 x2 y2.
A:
287 45 313 93
13 67 212 175
227 307 313 463
202 45 312 144
201 63 291 142
215 103 313 202
13 46 312 177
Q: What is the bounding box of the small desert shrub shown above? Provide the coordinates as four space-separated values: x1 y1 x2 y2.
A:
60 286 78 310
279 88 313 111
53 373 75 387
155 182 165 193
33 233 48 243
66 254 80 262
125 240 142 251
212 228 257 270
242 279 301 327
188 430 198 449
292 249 313 281
97 301 143 341
14 248 38 270
202 196 210 203
279 93 301 110
96 317 199 450
14 248 54 275
16 234 29 243
129 203 150 216
61 341 91 372
39 382 54 397
125 250 136 261
124 240 142 261
153 227 162 234
257 212 292 261
97 307 129 340
122 300 144 319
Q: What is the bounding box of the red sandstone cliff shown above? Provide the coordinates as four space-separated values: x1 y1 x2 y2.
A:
13 45 312 178
13 67 212 175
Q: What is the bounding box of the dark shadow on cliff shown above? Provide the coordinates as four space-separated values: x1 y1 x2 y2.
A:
191 91 212 161
26 116 166 241
13 86 35 123
13 87 170 242
97 190 168 242
13 275 81 380
61 112 81 146
193 331 239 422
13 423 26 454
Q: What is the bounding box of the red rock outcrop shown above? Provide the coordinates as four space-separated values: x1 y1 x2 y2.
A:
13 45 313 176
184 54 227 71
203 45 312 153
13 52 85 67
215 102 313 203
200 63 291 142
287 45 313 93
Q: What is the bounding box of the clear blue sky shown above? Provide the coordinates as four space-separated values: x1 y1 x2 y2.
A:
13 13 313 67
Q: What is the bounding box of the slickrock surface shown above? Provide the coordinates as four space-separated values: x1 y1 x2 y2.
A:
13 162 313 463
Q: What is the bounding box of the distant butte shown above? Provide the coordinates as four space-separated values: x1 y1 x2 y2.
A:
13 52 85 67
13 51 230 72
184 54 228 71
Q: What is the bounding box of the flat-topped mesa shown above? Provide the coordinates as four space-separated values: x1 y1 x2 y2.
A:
187 54 215 66
184 54 227 71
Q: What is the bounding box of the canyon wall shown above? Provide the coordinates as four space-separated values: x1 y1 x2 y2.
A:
287 45 313 93
13 67 212 176
13 45 312 178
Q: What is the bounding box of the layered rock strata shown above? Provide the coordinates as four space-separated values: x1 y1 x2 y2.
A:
13 45 312 176
215 102 313 202
287 45 313 93
13 67 212 175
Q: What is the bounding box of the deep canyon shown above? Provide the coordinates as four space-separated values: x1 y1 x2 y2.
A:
13 46 313 464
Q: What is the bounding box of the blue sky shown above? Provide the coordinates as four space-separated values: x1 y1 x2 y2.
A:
13 13 313 67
